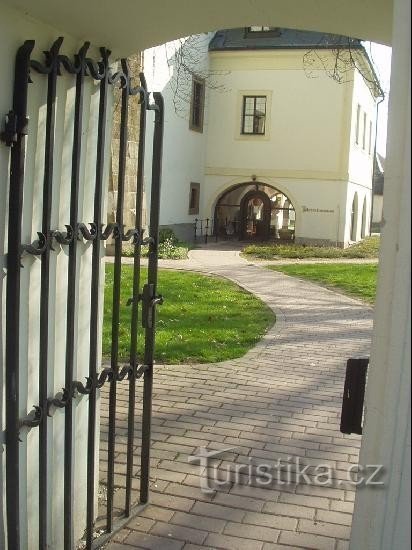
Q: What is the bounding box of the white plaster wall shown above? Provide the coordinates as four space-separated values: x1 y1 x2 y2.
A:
0 4 112 548
143 38 210 229
348 70 377 187
206 51 352 178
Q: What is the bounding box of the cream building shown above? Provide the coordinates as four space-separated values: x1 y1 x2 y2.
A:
0 1 409 549
145 28 383 247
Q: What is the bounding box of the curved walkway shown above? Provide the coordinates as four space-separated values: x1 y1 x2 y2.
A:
106 248 373 550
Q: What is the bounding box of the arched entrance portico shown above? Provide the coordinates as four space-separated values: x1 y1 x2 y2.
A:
214 182 296 242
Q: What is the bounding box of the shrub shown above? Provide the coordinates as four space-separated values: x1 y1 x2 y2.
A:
120 238 189 260
159 227 178 244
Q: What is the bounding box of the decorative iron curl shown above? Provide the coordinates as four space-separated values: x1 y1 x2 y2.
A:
116 365 133 381
129 72 149 105
20 232 48 255
122 228 141 244
96 368 115 389
100 223 121 240
58 42 90 75
53 225 75 245
72 377 93 396
142 236 155 246
84 47 111 81
77 222 97 241
47 388 71 415
132 364 149 380
19 405 43 429
30 36 64 75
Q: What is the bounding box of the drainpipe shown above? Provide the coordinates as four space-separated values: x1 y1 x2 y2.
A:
370 95 385 233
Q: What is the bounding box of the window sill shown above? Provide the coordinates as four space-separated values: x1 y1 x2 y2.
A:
235 132 270 142
189 125 204 134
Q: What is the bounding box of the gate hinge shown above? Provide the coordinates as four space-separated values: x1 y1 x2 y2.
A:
1 110 29 146
141 283 163 329
1 111 18 147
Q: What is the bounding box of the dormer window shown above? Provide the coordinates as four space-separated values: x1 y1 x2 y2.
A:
246 27 281 36
249 26 271 32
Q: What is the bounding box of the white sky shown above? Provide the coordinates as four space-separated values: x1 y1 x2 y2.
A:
364 42 392 157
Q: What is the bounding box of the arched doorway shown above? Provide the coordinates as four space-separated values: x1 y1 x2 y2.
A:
350 192 359 241
214 182 296 241
361 196 367 238
239 190 271 240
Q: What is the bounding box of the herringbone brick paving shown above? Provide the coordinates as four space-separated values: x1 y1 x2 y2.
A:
103 252 373 549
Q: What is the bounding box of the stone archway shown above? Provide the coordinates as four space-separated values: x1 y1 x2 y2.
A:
214 181 296 242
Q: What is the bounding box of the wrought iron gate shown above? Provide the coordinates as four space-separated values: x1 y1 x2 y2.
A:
2 38 163 549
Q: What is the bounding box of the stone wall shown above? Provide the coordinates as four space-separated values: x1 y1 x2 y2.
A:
107 53 147 253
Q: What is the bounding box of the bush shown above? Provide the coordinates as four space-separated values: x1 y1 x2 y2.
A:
159 227 178 244
121 237 189 260
158 238 188 259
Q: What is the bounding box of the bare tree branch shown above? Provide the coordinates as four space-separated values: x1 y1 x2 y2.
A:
303 34 384 98
164 34 230 117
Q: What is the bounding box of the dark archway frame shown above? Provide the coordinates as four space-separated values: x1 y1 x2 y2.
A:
213 181 296 242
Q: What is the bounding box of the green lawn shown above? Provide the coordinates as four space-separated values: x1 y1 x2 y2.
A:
103 265 275 363
242 235 380 260
268 263 378 303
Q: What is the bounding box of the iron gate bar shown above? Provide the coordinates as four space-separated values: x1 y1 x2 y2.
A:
106 59 130 532
34 36 64 550
125 74 148 516
85 47 111 550
5 38 34 550
63 41 90 550
140 92 164 504
4 38 164 549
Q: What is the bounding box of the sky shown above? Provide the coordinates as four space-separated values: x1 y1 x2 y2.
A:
365 42 392 157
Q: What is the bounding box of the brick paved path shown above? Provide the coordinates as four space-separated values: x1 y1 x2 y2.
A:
103 254 373 550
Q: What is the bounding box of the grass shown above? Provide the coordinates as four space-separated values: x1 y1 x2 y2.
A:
103 265 275 363
242 235 380 260
269 263 378 303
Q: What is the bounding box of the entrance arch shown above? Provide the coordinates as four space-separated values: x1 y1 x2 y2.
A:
350 192 359 241
214 181 296 241
361 196 368 238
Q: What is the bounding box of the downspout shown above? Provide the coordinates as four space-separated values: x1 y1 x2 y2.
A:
370 95 385 233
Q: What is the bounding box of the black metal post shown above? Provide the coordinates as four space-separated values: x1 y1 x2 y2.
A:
5 39 35 550
37 37 63 550
86 48 110 549
63 42 89 550
125 75 148 515
106 60 130 531
140 93 164 504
